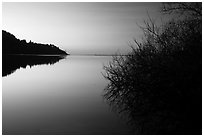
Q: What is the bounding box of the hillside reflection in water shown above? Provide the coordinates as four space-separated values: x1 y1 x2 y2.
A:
2 55 66 77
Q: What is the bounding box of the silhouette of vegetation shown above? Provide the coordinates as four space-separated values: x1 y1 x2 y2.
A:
2 30 68 77
162 2 201 17
103 2 201 135
2 30 68 55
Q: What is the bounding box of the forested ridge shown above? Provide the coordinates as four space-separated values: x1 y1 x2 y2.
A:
2 30 68 55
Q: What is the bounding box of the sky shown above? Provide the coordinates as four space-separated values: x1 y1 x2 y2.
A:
2 2 163 54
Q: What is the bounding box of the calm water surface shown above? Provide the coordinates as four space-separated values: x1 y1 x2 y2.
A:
3 56 130 135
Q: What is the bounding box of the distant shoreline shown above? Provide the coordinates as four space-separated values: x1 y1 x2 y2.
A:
70 54 128 56
3 54 68 56
3 53 128 57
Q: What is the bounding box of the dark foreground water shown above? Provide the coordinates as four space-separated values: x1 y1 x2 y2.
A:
2 55 130 135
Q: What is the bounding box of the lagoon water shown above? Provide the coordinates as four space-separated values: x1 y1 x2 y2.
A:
2 56 130 135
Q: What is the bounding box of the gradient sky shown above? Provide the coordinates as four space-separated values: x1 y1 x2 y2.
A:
3 2 163 54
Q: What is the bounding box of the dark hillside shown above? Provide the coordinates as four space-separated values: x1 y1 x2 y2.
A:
2 30 68 76
2 30 68 55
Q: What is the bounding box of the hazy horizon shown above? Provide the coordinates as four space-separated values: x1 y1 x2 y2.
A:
3 2 163 54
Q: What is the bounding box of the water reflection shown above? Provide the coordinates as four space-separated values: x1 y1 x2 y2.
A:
2 55 66 77
3 56 130 135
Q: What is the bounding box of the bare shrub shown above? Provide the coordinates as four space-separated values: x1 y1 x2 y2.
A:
103 3 201 134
